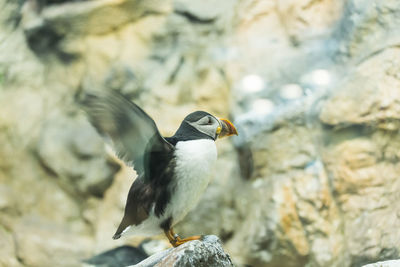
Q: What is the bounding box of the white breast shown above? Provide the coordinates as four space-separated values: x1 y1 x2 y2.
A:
166 139 217 225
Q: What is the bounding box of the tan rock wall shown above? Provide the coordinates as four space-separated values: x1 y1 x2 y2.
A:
1 0 400 266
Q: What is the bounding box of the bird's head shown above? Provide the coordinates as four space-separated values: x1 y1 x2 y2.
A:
177 111 238 141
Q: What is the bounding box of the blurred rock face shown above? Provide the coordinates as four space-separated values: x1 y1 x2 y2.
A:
1 0 400 267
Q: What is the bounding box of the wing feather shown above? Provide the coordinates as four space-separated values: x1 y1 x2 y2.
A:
82 90 176 235
81 90 173 178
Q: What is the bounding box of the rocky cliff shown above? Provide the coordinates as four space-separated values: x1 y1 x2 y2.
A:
1 0 400 266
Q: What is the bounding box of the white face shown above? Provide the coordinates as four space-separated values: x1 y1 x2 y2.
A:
186 115 221 140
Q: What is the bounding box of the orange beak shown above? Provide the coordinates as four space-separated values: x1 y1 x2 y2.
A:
217 118 238 138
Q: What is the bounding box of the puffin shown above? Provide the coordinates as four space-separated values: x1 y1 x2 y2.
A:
82 90 238 247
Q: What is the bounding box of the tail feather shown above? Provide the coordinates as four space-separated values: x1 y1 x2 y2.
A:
112 233 121 240
113 224 131 240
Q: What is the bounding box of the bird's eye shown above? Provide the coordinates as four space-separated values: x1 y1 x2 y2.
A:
199 116 213 125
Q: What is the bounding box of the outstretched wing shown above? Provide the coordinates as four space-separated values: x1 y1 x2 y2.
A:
81 90 173 178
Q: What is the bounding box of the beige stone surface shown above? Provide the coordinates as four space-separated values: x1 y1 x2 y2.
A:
0 226 21 267
320 48 400 129
14 216 93 267
276 0 344 43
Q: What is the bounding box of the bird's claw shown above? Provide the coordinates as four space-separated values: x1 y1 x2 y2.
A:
165 228 202 247
171 235 202 247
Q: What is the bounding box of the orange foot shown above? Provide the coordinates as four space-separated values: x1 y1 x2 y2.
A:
164 228 202 247
172 235 202 247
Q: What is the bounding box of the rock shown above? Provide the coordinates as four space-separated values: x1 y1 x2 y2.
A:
223 1 400 266
320 132 400 267
0 226 21 267
104 64 143 97
84 245 148 267
225 124 346 266
174 0 236 23
22 0 171 56
320 48 400 130
37 111 120 198
363 260 400 267
276 0 344 44
334 0 400 61
132 235 233 267
14 216 93 267
318 33 400 267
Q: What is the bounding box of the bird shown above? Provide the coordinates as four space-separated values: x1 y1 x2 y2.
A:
82 90 238 247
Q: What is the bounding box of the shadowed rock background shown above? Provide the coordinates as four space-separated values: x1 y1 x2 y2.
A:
1 0 400 266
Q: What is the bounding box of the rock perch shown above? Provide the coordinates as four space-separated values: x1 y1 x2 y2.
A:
131 235 233 267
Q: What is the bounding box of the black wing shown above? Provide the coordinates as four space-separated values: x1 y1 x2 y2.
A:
81 90 174 179
112 177 153 239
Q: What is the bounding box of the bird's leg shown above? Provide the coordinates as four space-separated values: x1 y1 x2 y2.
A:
164 228 176 244
164 228 202 247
